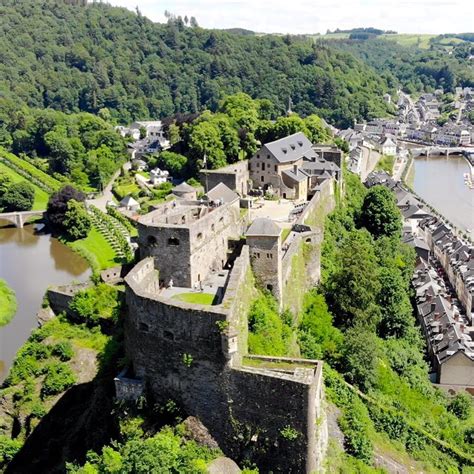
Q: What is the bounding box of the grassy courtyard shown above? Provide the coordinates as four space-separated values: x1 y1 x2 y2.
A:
0 278 17 327
0 162 50 210
172 292 216 305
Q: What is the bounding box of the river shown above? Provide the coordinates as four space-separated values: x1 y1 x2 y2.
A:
0 224 90 382
412 155 474 240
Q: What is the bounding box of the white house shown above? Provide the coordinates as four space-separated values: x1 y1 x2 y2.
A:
150 168 170 186
379 136 397 156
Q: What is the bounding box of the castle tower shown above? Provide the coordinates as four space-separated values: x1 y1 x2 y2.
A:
246 218 283 304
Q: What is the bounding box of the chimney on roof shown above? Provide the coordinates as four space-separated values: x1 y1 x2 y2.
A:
431 302 437 312
294 164 298 174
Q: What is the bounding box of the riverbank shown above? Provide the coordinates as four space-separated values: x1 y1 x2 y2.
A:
406 155 474 242
0 279 17 327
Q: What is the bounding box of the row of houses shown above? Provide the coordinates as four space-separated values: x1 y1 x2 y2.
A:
366 171 474 387
414 260 474 387
419 216 474 320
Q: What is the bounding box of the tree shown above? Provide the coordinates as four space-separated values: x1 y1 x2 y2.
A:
0 182 35 211
156 151 188 176
47 185 86 232
447 393 472 420
298 291 343 363
360 186 402 239
0 171 13 196
325 229 381 328
342 326 381 391
62 199 91 241
377 268 413 339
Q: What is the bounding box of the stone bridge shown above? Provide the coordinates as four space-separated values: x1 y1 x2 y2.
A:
0 210 46 228
411 146 470 157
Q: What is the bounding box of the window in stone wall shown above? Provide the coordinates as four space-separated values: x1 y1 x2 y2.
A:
163 330 174 341
274 165 277 172
168 237 180 246
211 224 215 232
262 163 265 171
267 253 273 259
267 284 273 291
261 176 264 182
197 232 203 240
147 235 157 245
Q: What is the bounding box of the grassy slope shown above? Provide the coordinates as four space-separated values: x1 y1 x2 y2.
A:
0 279 17 327
68 228 118 272
0 162 49 210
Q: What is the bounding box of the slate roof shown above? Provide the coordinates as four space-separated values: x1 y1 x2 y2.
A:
173 182 196 193
260 132 312 164
206 183 239 204
246 218 281 237
282 168 308 183
120 195 140 207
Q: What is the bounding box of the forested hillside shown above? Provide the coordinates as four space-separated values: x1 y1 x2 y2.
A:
0 0 392 127
327 37 474 93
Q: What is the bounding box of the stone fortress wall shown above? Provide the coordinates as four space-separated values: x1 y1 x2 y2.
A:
123 245 328 472
200 160 250 196
137 198 242 288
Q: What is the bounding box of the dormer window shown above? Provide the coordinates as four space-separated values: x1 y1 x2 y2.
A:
298 141 303 146
290 144 295 150
282 148 287 154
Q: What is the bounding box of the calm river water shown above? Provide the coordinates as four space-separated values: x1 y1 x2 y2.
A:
0 224 90 382
412 155 474 240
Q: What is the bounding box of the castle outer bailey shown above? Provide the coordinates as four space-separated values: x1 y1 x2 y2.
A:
120 134 340 471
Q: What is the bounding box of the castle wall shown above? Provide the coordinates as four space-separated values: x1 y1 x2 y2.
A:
123 255 327 472
47 283 92 317
138 200 241 287
201 160 250 196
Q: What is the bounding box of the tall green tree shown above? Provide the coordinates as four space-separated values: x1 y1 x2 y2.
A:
0 182 35 212
360 186 402 239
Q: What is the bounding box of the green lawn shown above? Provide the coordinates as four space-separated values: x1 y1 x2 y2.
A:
69 227 118 271
0 278 17 327
172 292 216 305
381 33 436 49
0 162 50 210
114 182 140 200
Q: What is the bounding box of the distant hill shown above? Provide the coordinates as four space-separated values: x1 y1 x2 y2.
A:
0 0 393 127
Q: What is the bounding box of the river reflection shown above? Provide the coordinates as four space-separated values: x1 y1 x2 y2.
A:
412 155 474 240
0 223 90 382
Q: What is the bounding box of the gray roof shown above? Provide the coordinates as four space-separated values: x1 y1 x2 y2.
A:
173 182 196 193
260 132 313 164
120 195 139 207
246 218 281 237
282 168 308 183
206 183 239 204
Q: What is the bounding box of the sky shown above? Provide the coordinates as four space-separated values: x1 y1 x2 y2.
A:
109 0 474 35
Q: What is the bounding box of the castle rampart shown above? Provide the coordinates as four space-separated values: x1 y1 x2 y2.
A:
123 249 328 472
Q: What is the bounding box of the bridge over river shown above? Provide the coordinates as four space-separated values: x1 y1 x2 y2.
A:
0 210 46 228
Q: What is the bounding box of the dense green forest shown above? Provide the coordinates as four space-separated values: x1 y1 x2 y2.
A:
327 37 474 93
0 0 393 128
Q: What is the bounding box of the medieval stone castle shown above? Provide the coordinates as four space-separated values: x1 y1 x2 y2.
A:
116 133 342 472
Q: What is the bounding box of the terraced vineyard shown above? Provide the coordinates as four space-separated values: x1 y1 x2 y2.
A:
88 206 134 263
0 148 61 194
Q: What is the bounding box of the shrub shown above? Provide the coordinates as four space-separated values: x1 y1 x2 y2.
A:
447 393 472 421
51 341 74 361
0 181 35 211
41 362 76 397
0 436 22 468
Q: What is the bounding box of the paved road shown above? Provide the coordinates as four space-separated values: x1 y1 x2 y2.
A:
86 161 130 211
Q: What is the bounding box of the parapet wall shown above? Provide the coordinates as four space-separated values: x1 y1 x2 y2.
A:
47 282 92 317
